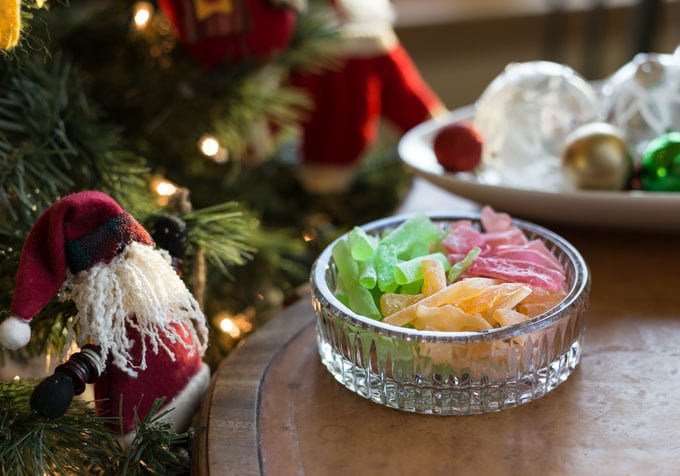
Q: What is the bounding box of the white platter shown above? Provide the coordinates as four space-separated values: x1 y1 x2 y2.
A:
398 106 680 231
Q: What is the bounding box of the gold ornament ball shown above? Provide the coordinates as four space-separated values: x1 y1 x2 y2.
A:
561 122 632 190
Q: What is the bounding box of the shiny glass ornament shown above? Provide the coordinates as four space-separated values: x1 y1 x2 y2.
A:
473 61 598 190
561 122 632 190
640 131 680 192
601 53 680 162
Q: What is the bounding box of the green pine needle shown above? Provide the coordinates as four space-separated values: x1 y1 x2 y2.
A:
182 202 258 275
0 379 191 475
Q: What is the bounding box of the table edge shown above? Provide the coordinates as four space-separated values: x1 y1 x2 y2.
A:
194 294 315 476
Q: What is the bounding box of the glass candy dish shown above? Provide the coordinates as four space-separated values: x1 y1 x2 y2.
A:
310 213 590 415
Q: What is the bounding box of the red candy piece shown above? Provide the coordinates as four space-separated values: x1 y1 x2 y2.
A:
433 121 483 172
449 255 565 291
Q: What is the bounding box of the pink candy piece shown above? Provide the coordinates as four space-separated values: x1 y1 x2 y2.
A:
449 255 565 291
494 240 564 272
442 218 527 255
442 220 485 255
443 207 567 291
482 228 529 248
481 205 512 232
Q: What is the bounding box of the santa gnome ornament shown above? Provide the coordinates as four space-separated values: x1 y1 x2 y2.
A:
292 0 445 193
0 191 210 437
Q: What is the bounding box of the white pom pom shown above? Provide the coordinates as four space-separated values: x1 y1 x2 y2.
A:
0 315 31 349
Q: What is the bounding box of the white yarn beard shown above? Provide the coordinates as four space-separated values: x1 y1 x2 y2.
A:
61 242 209 377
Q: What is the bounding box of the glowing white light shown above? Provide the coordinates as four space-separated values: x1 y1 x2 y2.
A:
133 2 153 29
199 135 220 157
219 317 241 338
156 181 177 196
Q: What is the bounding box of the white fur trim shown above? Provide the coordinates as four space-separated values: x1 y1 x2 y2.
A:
0 315 31 349
337 0 395 25
122 363 211 446
336 28 398 57
60 242 209 377
332 0 398 57
297 163 358 194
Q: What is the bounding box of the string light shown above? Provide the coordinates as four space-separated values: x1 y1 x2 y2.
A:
215 308 255 339
133 2 153 30
151 176 178 205
219 317 240 338
155 181 177 197
13 375 20 381
198 134 229 163
218 314 241 338
302 228 317 242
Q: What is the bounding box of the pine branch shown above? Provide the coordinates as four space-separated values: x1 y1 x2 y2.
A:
0 379 191 475
0 41 159 362
277 2 342 73
181 202 258 275
0 53 158 224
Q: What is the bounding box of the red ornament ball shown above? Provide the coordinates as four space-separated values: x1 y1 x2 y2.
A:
433 121 483 172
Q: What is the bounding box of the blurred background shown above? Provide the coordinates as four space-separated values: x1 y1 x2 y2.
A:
394 0 679 107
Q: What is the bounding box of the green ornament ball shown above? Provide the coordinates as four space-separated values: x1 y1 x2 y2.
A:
641 132 680 192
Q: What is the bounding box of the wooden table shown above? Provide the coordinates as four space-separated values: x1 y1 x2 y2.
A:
195 179 680 475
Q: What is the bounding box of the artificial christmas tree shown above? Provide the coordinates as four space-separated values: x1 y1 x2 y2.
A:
0 0 428 471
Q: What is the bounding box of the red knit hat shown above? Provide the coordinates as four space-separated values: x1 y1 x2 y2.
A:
0 191 153 349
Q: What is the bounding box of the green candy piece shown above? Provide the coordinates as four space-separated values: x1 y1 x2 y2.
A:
406 240 431 260
375 214 439 292
447 247 481 283
332 239 382 320
334 279 349 307
399 279 423 295
641 132 680 192
393 252 451 285
381 213 440 249
358 258 377 289
348 226 379 261
375 244 399 293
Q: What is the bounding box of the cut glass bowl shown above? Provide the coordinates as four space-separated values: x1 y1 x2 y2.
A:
310 213 590 415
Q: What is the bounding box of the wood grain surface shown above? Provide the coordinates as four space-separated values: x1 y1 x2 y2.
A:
196 180 680 475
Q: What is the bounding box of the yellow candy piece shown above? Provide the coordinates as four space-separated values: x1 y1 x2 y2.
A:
492 308 528 327
414 304 492 332
458 283 531 315
421 259 446 297
383 277 496 327
380 292 423 317
516 286 567 317
492 308 531 345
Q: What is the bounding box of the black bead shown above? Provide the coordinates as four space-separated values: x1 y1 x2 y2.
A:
150 215 188 259
30 372 75 420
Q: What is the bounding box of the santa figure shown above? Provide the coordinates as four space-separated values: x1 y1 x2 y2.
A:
0 191 210 437
293 0 445 193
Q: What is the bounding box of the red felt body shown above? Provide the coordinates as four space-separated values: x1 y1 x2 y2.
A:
94 321 203 433
292 44 442 166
